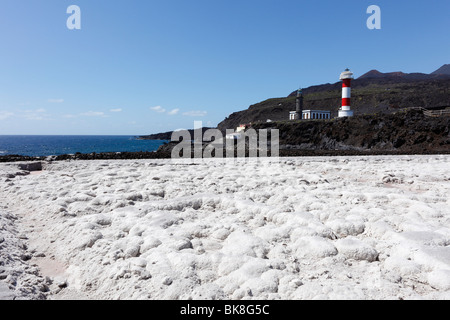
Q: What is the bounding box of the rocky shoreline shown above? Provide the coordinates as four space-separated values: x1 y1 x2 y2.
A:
0 143 450 164
1 148 450 164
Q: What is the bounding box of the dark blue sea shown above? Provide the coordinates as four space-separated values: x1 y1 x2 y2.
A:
0 135 168 157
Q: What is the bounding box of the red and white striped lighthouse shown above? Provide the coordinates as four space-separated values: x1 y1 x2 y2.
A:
338 68 354 117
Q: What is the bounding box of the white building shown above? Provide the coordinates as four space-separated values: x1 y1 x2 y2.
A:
225 124 247 140
225 133 243 140
290 110 331 120
236 124 246 133
302 110 331 120
289 111 299 120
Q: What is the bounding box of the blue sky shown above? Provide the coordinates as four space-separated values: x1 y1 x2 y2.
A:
0 0 449 135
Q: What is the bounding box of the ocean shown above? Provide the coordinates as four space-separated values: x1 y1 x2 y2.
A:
0 135 168 157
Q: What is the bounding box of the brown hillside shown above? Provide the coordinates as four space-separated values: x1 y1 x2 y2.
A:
218 78 450 132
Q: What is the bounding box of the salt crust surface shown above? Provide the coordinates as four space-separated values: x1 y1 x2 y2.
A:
0 155 449 300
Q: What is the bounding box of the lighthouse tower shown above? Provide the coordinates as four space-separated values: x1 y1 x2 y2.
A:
289 88 303 120
338 68 354 118
295 88 303 118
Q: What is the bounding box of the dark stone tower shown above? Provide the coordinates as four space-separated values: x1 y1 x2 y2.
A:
296 88 303 119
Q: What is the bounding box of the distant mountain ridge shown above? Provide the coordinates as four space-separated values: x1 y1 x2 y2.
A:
431 64 450 75
358 64 450 80
285 64 450 97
